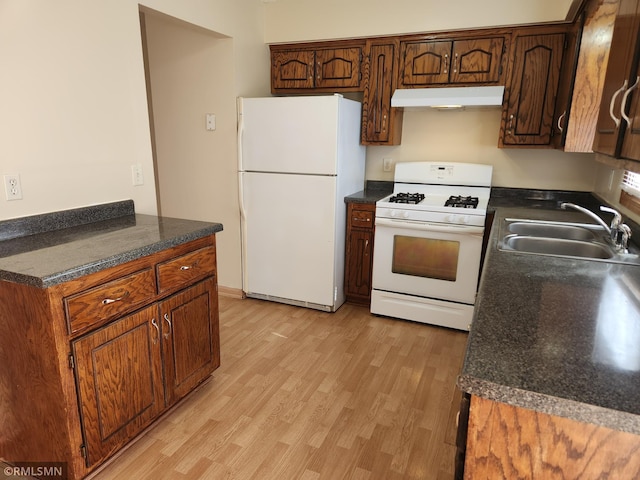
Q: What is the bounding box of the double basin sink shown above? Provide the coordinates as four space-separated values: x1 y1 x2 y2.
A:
499 218 639 264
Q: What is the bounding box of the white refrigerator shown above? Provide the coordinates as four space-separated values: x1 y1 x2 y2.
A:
237 95 366 312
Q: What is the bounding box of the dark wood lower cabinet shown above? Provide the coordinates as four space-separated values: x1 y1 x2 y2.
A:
463 395 640 478
0 235 220 480
73 306 165 467
160 278 220 405
345 203 376 305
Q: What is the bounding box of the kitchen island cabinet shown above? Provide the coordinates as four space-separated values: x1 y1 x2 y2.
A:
457 204 640 478
0 201 222 480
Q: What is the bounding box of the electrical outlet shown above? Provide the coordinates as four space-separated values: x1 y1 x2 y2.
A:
4 174 23 200
383 158 393 172
131 164 144 186
206 113 216 131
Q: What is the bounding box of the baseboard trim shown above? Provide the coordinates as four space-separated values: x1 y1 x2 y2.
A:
218 285 245 299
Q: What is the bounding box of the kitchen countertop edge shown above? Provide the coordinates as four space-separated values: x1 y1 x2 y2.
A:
0 204 223 288
458 204 640 435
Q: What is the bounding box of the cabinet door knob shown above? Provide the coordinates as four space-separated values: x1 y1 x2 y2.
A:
610 80 628 128
621 76 640 128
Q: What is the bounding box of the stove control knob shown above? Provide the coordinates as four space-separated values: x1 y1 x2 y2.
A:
447 214 456 223
460 215 470 224
402 211 410 218
390 209 397 217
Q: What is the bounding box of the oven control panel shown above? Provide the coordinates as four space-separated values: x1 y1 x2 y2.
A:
377 208 486 226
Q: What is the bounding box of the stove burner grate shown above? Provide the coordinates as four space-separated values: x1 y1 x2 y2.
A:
445 195 479 209
389 192 425 204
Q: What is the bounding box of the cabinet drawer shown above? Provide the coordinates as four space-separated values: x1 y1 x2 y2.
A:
157 246 217 294
65 268 156 335
349 208 375 230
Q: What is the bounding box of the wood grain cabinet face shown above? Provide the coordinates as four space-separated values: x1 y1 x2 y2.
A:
72 306 165 467
501 33 565 146
345 203 376 305
271 50 315 90
271 46 363 92
58 236 220 474
160 278 220 405
594 0 640 158
64 268 156 335
361 40 403 145
399 37 506 87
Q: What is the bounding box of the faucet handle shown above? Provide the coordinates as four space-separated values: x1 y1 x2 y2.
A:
600 206 622 229
618 223 632 253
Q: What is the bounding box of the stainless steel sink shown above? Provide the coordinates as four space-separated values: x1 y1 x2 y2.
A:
502 236 613 259
506 221 596 241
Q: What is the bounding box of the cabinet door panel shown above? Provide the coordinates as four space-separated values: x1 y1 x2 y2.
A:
451 38 505 84
316 47 362 88
594 0 640 156
400 41 452 86
160 278 219 405
345 229 374 300
502 34 565 146
362 41 403 145
73 306 164 467
272 50 314 89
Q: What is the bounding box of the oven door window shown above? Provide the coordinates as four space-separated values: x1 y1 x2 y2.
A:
392 235 459 281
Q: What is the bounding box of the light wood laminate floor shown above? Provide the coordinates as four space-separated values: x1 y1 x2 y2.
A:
90 296 468 480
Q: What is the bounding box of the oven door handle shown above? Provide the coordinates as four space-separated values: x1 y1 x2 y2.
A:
375 218 485 235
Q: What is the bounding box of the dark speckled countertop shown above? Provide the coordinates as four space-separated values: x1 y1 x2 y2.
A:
0 200 223 288
458 204 640 435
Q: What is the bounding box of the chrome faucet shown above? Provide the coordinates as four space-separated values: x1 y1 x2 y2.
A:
560 203 631 252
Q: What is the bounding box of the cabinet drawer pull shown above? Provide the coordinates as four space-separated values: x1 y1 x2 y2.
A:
621 76 640 128
180 265 192 271
610 80 628 128
151 318 160 344
163 313 172 339
101 291 129 305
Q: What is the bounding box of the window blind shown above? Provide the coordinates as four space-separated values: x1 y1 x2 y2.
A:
622 170 640 197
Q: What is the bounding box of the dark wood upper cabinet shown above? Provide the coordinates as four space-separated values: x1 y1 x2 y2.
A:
500 31 566 147
361 39 403 145
593 0 640 158
271 44 364 92
399 37 506 87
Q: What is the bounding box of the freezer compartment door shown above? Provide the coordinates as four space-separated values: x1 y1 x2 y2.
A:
241 172 339 309
240 96 350 175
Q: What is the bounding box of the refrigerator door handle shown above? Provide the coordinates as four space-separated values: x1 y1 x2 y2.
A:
237 97 249 292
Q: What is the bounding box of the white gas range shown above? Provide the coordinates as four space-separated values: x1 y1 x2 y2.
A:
370 161 493 331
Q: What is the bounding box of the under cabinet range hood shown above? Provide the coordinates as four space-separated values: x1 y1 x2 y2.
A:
391 86 505 109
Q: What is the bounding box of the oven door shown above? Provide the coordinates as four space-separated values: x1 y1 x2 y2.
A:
372 217 484 304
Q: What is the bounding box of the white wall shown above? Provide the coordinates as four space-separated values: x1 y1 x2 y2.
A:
366 109 596 189
264 0 575 43
143 11 248 295
0 0 267 221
